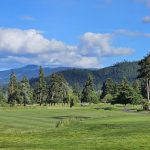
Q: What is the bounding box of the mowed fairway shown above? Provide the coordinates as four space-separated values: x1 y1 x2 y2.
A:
0 105 150 150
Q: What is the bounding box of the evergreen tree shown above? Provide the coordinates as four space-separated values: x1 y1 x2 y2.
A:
138 53 150 102
101 78 115 102
32 82 39 104
110 79 143 107
112 78 133 107
132 80 143 105
0 89 6 106
132 80 141 94
8 72 18 106
72 83 82 100
37 66 46 106
47 74 68 105
81 74 98 103
20 76 33 106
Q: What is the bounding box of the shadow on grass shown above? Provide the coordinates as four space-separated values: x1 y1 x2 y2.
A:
52 116 90 120
94 107 113 111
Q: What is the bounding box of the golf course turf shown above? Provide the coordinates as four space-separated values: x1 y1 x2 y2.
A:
0 104 150 150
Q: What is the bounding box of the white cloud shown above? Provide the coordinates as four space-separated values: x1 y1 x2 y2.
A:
114 29 150 38
0 28 134 68
79 32 133 56
0 28 50 54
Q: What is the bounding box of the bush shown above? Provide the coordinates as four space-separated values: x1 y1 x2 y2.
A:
88 91 99 104
102 94 113 103
0 91 7 107
142 100 149 111
0 102 9 107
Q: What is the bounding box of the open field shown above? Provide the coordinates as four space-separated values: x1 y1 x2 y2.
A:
0 104 150 150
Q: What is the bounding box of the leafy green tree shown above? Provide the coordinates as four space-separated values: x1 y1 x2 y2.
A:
37 66 46 106
81 74 97 103
67 87 79 105
8 72 18 106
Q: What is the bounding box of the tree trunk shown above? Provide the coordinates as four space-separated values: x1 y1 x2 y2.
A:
146 79 150 101
146 79 150 110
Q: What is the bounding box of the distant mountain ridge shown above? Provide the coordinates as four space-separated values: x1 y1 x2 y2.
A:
29 61 139 89
0 61 140 88
56 61 139 88
0 65 70 85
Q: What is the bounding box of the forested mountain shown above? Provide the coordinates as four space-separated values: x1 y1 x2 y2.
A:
0 61 139 88
29 61 139 90
57 61 139 89
0 65 70 85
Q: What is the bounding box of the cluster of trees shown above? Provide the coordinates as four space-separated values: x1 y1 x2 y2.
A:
7 72 33 106
98 53 150 110
100 78 143 106
0 72 148 109
0 66 78 107
0 54 150 110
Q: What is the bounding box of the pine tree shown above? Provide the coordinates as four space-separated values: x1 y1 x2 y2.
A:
38 66 46 106
20 76 33 106
132 80 141 94
72 83 82 100
113 78 133 107
81 74 98 103
138 53 150 102
132 80 143 105
47 74 68 105
101 78 115 97
101 78 115 103
8 72 18 106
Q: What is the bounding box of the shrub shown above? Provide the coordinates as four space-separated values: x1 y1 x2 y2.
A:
142 100 149 111
88 91 99 104
102 94 113 103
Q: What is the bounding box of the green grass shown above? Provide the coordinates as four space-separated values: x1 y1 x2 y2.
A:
0 104 149 150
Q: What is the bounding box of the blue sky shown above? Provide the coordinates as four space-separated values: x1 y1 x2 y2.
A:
0 0 150 70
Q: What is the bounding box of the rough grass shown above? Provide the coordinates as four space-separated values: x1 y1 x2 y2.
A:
0 104 149 150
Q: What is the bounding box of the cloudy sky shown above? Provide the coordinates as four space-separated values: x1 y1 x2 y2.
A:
0 0 150 70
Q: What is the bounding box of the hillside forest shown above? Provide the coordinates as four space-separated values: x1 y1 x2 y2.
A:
0 54 150 110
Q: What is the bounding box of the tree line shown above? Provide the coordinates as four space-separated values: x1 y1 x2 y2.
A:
0 66 79 107
0 54 150 110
